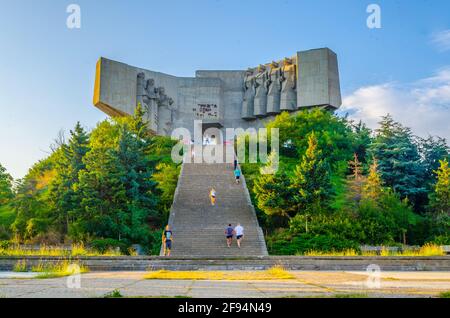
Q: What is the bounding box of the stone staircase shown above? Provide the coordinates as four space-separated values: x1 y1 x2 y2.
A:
161 147 268 257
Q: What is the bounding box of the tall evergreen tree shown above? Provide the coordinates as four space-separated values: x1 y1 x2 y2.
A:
346 153 365 205
369 114 426 209
291 132 332 215
351 120 372 164
49 122 90 236
254 152 296 218
362 159 383 201
418 136 449 187
76 109 159 244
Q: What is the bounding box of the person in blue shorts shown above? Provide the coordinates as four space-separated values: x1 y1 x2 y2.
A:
162 225 173 256
234 223 244 249
225 224 234 248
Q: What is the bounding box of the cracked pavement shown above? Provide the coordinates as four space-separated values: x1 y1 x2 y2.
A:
1 271 449 298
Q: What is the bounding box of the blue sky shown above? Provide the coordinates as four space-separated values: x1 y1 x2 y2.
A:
0 0 449 178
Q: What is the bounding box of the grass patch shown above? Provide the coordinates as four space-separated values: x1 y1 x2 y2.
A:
32 260 89 279
302 249 361 257
104 289 123 298
298 244 445 257
0 243 123 257
145 266 295 281
439 291 450 298
13 259 27 272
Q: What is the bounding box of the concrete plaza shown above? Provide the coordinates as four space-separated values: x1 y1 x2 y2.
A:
1 271 449 298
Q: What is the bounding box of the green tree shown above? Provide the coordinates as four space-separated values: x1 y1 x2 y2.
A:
429 159 450 216
49 122 90 235
254 153 296 218
75 110 159 246
418 136 449 188
362 159 383 201
345 153 366 207
369 114 426 209
291 132 333 215
351 120 372 164
0 163 14 205
11 156 57 241
266 109 355 168
153 162 181 217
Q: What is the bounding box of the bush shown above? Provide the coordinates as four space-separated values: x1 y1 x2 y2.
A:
428 235 450 245
268 233 360 255
146 229 163 255
0 240 10 249
90 238 129 255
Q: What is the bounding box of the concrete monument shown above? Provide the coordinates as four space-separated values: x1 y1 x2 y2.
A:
93 48 342 137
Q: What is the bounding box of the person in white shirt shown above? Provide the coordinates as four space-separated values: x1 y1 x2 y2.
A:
234 223 244 248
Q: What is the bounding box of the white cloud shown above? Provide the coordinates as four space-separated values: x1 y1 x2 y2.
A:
339 67 450 141
431 29 450 52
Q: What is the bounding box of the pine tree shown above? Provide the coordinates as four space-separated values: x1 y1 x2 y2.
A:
76 119 159 244
49 122 90 236
254 152 296 218
0 163 14 205
351 120 372 164
362 159 383 201
369 114 426 209
346 153 366 205
290 132 332 215
418 136 449 187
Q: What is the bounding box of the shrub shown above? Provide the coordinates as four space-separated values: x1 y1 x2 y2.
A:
268 233 360 255
0 240 10 249
428 235 450 245
146 229 163 255
90 238 129 255
104 289 123 298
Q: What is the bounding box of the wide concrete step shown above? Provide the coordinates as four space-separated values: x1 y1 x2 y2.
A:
163 157 268 257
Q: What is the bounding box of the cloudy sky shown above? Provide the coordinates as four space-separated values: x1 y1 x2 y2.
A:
0 0 449 179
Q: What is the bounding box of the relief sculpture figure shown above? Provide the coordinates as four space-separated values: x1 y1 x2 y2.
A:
266 62 282 114
156 87 174 135
253 65 269 117
280 58 297 111
241 69 256 119
143 78 158 132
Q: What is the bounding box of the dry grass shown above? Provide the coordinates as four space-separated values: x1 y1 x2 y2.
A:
299 244 445 257
32 260 89 279
13 259 27 272
0 243 122 257
302 249 360 257
398 244 445 257
145 265 295 280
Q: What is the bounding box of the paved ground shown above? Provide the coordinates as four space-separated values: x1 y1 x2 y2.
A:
0 271 449 298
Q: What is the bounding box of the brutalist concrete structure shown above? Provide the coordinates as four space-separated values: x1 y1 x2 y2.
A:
93 48 341 137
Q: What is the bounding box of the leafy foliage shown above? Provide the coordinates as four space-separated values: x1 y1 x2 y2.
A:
6 105 180 253
0 163 14 205
244 109 449 253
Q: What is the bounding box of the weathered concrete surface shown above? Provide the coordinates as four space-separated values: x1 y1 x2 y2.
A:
93 48 342 137
164 159 268 257
0 271 449 298
1 256 449 271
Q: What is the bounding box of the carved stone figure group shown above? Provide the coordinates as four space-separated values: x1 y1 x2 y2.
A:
241 58 297 120
136 72 174 133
